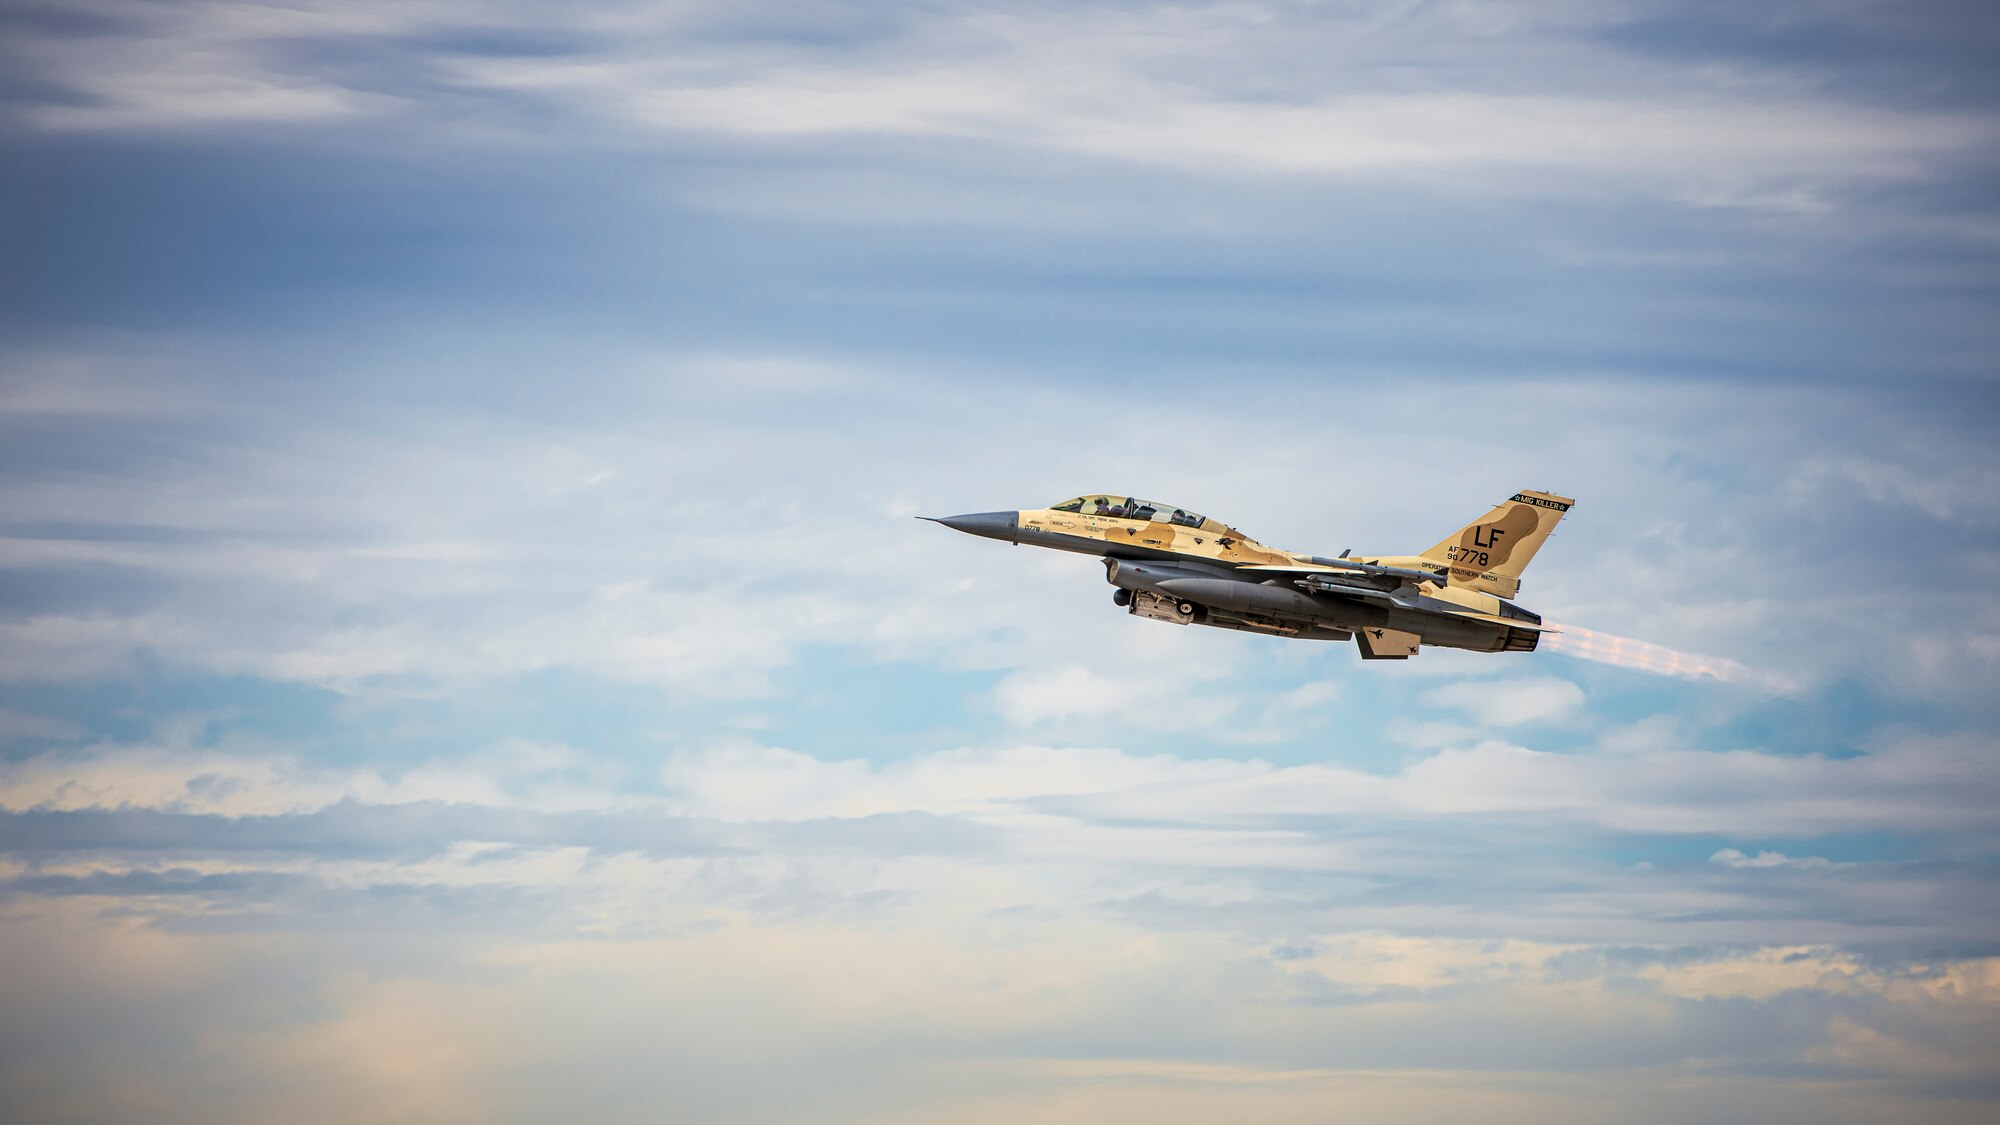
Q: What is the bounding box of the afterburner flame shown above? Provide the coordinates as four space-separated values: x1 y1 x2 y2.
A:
1543 625 1754 684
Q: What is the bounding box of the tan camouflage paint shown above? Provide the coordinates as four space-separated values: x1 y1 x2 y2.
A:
1017 490 1572 621
1019 502 1295 567
1400 490 1574 599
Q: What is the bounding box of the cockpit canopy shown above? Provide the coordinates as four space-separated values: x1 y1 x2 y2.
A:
1048 495 1220 531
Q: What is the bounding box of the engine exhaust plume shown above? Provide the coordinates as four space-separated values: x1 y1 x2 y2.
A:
1543 624 1770 687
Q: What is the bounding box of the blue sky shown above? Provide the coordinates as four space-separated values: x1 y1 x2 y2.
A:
3 2 1999 1122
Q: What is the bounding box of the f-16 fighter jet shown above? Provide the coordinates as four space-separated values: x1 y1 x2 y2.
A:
927 491 1572 659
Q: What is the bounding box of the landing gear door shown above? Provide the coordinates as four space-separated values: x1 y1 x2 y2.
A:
1355 627 1421 660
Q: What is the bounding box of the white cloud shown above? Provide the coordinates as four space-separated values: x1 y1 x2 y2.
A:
1051 733 2000 841
12 0 1988 214
993 665 1137 725
1421 677 1586 727
4 336 1992 715
0 736 639 817
660 742 1262 822
2 879 1996 1125
1711 848 1842 871
2 714 1996 1119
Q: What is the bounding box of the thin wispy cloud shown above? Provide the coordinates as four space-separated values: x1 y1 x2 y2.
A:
10 1 1991 208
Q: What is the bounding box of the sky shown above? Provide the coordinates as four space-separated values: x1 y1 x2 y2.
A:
2 1 1998 1121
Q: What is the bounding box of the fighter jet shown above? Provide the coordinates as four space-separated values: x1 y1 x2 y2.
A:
926 491 1573 659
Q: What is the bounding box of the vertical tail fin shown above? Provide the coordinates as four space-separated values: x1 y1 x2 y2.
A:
1421 490 1574 598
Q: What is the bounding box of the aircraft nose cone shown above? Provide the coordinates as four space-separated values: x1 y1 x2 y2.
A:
929 511 1018 543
